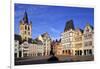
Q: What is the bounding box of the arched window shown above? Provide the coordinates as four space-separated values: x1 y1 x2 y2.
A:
68 50 70 54
66 50 67 53
25 25 27 30
84 50 86 55
25 37 27 40
63 50 64 54
28 26 30 30
80 50 82 55
89 49 92 55
28 32 30 35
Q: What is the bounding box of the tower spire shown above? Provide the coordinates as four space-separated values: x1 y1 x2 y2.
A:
23 11 28 23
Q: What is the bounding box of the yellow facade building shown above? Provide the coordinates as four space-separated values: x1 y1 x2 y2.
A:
54 42 62 55
20 11 32 41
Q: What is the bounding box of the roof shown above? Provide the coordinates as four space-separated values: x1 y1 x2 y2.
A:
86 23 94 30
41 32 48 37
15 34 21 40
64 19 75 32
22 11 29 24
90 25 94 30
33 38 43 45
14 34 22 44
37 40 43 45
28 38 33 43
75 28 83 33
80 29 83 33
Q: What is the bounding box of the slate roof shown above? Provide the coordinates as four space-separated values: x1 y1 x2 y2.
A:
14 34 22 44
64 20 75 32
22 11 29 24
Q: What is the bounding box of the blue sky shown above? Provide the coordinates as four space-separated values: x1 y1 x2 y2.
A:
14 3 94 40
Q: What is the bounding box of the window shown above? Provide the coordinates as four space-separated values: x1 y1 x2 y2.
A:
70 32 73 36
28 32 30 35
63 50 64 54
15 49 17 52
84 50 86 55
68 50 71 54
25 37 27 40
89 41 92 46
75 50 77 55
25 31 26 34
85 42 88 46
85 41 92 46
76 43 82 48
89 49 92 55
86 27 89 32
15 44 17 47
80 50 82 55
84 34 88 39
25 25 27 30
88 34 92 38
84 34 92 39
66 50 67 53
79 37 82 41
28 26 30 30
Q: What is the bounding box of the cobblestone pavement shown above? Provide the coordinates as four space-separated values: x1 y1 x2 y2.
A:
15 55 94 65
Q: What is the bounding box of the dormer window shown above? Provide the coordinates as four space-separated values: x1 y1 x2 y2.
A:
86 27 89 32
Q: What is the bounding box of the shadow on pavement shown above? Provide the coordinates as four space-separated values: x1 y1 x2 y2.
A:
48 55 59 63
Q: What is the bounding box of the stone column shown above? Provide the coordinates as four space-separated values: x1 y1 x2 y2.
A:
17 49 19 58
45 40 47 56
21 46 24 58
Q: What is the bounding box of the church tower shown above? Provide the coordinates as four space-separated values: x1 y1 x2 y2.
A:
19 11 32 41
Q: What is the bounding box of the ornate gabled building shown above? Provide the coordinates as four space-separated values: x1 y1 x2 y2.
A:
41 32 51 56
54 39 63 55
20 11 32 41
35 32 51 56
83 23 94 56
73 28 83 56
61 20 75 56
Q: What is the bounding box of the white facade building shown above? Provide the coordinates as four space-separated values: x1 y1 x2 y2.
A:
61 20 75 56
37 32 51 56
28 44 37 56
37 44 44 56
61 29 75 56
20 41 29 57
61 20 94 56
28 41 44 56
15 40 19 58
83 24 94 56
